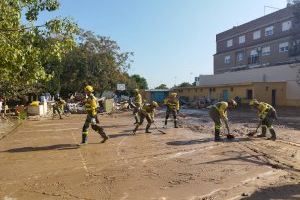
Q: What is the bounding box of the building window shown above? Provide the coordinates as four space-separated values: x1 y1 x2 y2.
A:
279 42 289 53
249 49 259 64
282 20 292 32
253 30 261 40
237 52 244 62
246 89 253 99
262 46 271 56
227 39 233 47
224 55 231 64
265 26 274 36
239 35 245 44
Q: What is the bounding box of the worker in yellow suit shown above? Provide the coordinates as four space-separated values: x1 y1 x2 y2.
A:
248 99 278 140
53 95 66 119
80 85 108 145
208 99 237 141
133 101 159 134
132 89 143 124
164 92 180 128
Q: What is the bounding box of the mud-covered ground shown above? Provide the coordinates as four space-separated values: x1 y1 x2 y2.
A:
0 108 300 200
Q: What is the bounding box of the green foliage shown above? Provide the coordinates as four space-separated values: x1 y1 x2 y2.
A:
0 0 78 99
130 74 149 90
176 82 193 88
155 84 169 89
0 0 140 100
52 31 134 96
287 0 300 6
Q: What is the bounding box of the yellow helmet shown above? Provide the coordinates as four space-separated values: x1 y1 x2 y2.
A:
151 101 159 108
170 92 177 97
134 89 139 93
249 99 259 106
84 85 94 93
228 99 237 107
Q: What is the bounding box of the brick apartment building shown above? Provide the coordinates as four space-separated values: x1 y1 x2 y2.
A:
190 4 300 107
214 4 300 74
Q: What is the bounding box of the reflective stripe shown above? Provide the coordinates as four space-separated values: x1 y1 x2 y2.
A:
215 124 221 130
82 131 88 136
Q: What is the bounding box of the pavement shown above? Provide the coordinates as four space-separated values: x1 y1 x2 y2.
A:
0 110 299 200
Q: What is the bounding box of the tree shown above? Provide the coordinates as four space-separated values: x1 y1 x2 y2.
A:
287 0 300 6
177 82 193 88
155 84 169 89
130 74 148 90
0 0 78 99
55 31 134 96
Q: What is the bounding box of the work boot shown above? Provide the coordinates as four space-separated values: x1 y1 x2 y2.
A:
99 132 108 143
145 124 151 133
133 124 139 134
227 134 235 139
214 129 221 142
267 128 276 141
257 126 267 138
164 119 168 126
134 116 139 125
174 120 178 128
80 134 88 145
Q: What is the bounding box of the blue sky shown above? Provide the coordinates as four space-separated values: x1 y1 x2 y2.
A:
38 0 287 88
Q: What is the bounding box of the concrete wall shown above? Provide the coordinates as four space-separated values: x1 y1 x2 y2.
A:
173 82 291 107
173 84 254 102
253 82 286 106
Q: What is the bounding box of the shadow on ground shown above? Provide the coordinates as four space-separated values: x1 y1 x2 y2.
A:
108 133 133 138
3 144 79 153
241 183 300 200
166 137 251 146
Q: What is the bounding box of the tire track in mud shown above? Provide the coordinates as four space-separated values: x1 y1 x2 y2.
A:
180 118 300 200
241 141 300 174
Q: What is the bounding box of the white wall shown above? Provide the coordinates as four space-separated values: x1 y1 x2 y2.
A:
196 64 300 99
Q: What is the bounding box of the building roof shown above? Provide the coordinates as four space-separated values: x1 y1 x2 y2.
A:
172 81 286 89
145 89 170 92
216 5 294 41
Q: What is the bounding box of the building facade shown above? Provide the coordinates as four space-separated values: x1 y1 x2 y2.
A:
214 5 300 74
172 82 294 107
193 64 300 107
142 89 170 104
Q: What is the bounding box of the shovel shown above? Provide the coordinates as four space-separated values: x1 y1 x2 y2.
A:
247 121 262 137
153 122 167 134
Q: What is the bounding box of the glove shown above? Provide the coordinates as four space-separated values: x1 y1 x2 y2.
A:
91 118 97 125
